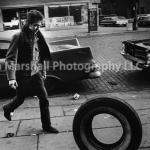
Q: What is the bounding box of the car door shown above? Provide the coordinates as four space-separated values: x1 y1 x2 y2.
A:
0 40 10 89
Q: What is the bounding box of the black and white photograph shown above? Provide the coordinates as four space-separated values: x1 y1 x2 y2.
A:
0 0 149 149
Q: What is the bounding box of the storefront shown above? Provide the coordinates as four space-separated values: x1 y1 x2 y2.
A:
46 4 88 29
2 7 44 30
0 0 92 31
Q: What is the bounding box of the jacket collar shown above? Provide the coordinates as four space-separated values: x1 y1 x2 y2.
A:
22 25 40 37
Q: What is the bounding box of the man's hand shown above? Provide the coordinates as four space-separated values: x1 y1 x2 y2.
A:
9 80 18 89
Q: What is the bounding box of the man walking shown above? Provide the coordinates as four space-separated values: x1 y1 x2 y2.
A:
3 10 58 133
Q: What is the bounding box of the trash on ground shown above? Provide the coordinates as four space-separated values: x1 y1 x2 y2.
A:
10 112 14 116
73 93 80 100
74 108 78 112
4 133 15 138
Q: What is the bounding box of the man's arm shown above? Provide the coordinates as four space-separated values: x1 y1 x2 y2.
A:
5 32 20 81
38 31 52 61
41 60 47 80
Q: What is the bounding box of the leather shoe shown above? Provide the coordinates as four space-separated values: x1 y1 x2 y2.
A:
43 126 59 133
3 106 11 121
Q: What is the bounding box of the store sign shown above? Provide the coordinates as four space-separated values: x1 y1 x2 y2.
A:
49 16 74 28
89 3 97 9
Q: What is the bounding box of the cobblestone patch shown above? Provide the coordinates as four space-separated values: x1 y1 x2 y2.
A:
51 65 150 97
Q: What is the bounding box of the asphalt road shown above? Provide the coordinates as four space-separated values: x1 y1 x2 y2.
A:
51 31 150 96
1 31 150 150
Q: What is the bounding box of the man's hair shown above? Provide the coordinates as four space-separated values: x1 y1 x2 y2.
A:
26 10 44 25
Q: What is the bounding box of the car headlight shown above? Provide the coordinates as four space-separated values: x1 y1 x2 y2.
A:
122 44 125 51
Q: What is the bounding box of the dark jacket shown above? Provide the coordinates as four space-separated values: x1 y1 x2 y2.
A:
5 25 52 80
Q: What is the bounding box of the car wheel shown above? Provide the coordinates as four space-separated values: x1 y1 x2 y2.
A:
44 78 59 93
73 96 142 150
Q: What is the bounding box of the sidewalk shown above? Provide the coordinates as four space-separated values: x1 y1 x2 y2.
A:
0 90 150 150
0 24 150 40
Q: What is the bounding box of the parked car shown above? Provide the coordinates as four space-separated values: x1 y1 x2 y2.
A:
0 37 100 95
3 19 19 30
99 15 108 25
121 38 150 69
100 16 128 27
137 14 149 19
138 14 150 27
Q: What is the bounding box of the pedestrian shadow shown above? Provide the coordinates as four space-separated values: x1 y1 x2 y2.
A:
47 81 88 96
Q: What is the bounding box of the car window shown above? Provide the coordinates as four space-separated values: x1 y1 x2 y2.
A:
139 16 150 20
118 16 126 19
0 41 10 59
103 17 113 20
139 17 144 20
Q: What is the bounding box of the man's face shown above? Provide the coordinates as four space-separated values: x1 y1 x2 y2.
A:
29 21 42 33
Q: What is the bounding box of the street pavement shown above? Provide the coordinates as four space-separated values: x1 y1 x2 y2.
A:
1 24 150 40
0 90 150 149
0 25 150 149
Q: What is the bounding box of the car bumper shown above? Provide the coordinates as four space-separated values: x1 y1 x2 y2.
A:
121 51 148 68
89 70 101 78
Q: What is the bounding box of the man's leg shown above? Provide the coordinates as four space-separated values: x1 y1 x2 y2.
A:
3 77 31 121
32 73 58 133
3 88 25 121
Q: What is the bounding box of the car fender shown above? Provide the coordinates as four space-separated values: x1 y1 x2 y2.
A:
46 74 64 82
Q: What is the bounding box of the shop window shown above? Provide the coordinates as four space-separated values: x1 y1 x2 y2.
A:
49 7 68 17
3 9 17 22
70 6 82 24
2 7 44 30
140 7 145 14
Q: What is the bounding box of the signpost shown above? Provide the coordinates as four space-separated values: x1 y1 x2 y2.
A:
132 0 139 31
133 5 138 30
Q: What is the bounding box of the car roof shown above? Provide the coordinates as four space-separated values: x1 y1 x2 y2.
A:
103 16 126 20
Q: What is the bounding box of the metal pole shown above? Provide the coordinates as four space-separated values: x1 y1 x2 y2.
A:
132 1 138 30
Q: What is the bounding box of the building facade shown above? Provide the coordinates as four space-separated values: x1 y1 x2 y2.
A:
0 0 99 31
100 0 150 18
139 0 150 14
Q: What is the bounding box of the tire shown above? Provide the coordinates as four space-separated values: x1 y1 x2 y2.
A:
73 96 142 150
44 78 59 93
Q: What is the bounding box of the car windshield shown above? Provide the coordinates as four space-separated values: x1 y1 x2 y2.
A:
0 42 10 50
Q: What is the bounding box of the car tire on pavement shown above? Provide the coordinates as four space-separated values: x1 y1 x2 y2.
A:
73 96 142 150
44 78 60 93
